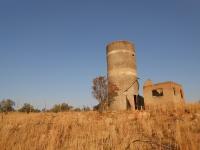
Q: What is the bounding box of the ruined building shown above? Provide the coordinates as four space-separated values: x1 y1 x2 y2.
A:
106 40 185 111
143 80 185 107
107 41 139 110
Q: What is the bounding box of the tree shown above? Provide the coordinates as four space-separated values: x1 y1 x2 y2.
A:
82 106 90 111
0 99 15 112
92 76 108 103
50 103 73 113
18 103 40 113
92 76 109 111
73 107 81 112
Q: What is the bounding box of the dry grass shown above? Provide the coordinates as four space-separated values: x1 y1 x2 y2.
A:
0 103 200 150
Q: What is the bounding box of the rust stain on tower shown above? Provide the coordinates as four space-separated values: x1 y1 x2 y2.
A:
106 41 139 110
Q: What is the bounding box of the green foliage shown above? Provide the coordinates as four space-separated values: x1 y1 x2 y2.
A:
18 103 40 113
0 99 15 112
50 103 73 113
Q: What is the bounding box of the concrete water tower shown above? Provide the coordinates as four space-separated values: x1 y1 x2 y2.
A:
106 40 138 110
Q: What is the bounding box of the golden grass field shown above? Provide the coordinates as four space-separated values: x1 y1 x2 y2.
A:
0 103 200 150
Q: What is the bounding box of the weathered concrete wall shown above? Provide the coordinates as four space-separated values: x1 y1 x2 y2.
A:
143 80 185 108
106 41 138 110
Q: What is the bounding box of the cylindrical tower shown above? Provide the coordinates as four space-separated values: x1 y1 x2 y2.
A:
106 40 138 110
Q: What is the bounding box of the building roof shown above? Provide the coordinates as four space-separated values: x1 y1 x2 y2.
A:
144 81 182 88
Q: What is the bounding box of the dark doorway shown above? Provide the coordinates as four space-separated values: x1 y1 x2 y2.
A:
134 95 145 110
137 95 145 110
134 95 137 109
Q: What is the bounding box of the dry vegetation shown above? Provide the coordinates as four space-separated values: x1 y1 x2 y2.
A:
0 103 200 150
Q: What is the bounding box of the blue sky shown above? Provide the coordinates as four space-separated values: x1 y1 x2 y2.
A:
0 0 200 109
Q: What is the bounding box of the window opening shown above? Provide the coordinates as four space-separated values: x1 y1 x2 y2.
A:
180 89 183 99
152 88 163 97
173 87 176 95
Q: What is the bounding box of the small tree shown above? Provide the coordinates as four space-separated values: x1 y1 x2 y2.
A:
0 99 15 112
92 76 108 111
50 103 73 113
92 76 108 102
73 107 81 112
41 108 47 112
18 103 40 113
82 106 90 111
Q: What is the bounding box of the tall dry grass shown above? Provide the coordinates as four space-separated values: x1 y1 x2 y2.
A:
0 103 200 150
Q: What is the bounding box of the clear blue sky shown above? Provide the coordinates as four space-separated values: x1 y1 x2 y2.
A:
0 0 200 109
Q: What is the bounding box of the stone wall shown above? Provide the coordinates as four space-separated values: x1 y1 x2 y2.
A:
143 80 185 108
107 41 138 110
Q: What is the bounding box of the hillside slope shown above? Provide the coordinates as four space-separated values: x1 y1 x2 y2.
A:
0 104 200 150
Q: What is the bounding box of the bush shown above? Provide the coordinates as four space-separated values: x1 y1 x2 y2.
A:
0 99 15 112
82 106 90 111
73 108 81 112
18 103 40 113
50 103 73 113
